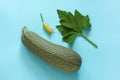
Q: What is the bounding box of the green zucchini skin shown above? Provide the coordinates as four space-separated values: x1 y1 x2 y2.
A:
21 26 82 73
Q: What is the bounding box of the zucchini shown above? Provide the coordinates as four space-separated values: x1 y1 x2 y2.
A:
21 26 82 73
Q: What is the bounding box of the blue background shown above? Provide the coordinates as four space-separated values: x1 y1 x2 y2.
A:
0 0 120 80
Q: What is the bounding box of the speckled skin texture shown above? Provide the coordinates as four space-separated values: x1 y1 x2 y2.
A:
22 27 82 73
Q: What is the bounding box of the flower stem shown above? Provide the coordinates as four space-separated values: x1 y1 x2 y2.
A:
40 13 44 23
81 34 98 48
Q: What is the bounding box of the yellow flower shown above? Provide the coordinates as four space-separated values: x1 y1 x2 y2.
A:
43 22 53 34
40 13 53 34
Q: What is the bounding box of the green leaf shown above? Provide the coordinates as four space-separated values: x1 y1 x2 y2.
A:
63 32 77 43
56 9 97 48
74 10 84 22
74 10 91 29
56 25 64 32
57 25 77 43
82 15 91 29
56 25 76 36
57 10 80 32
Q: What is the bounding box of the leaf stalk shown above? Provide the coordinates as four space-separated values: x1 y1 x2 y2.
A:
80 34 98 48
